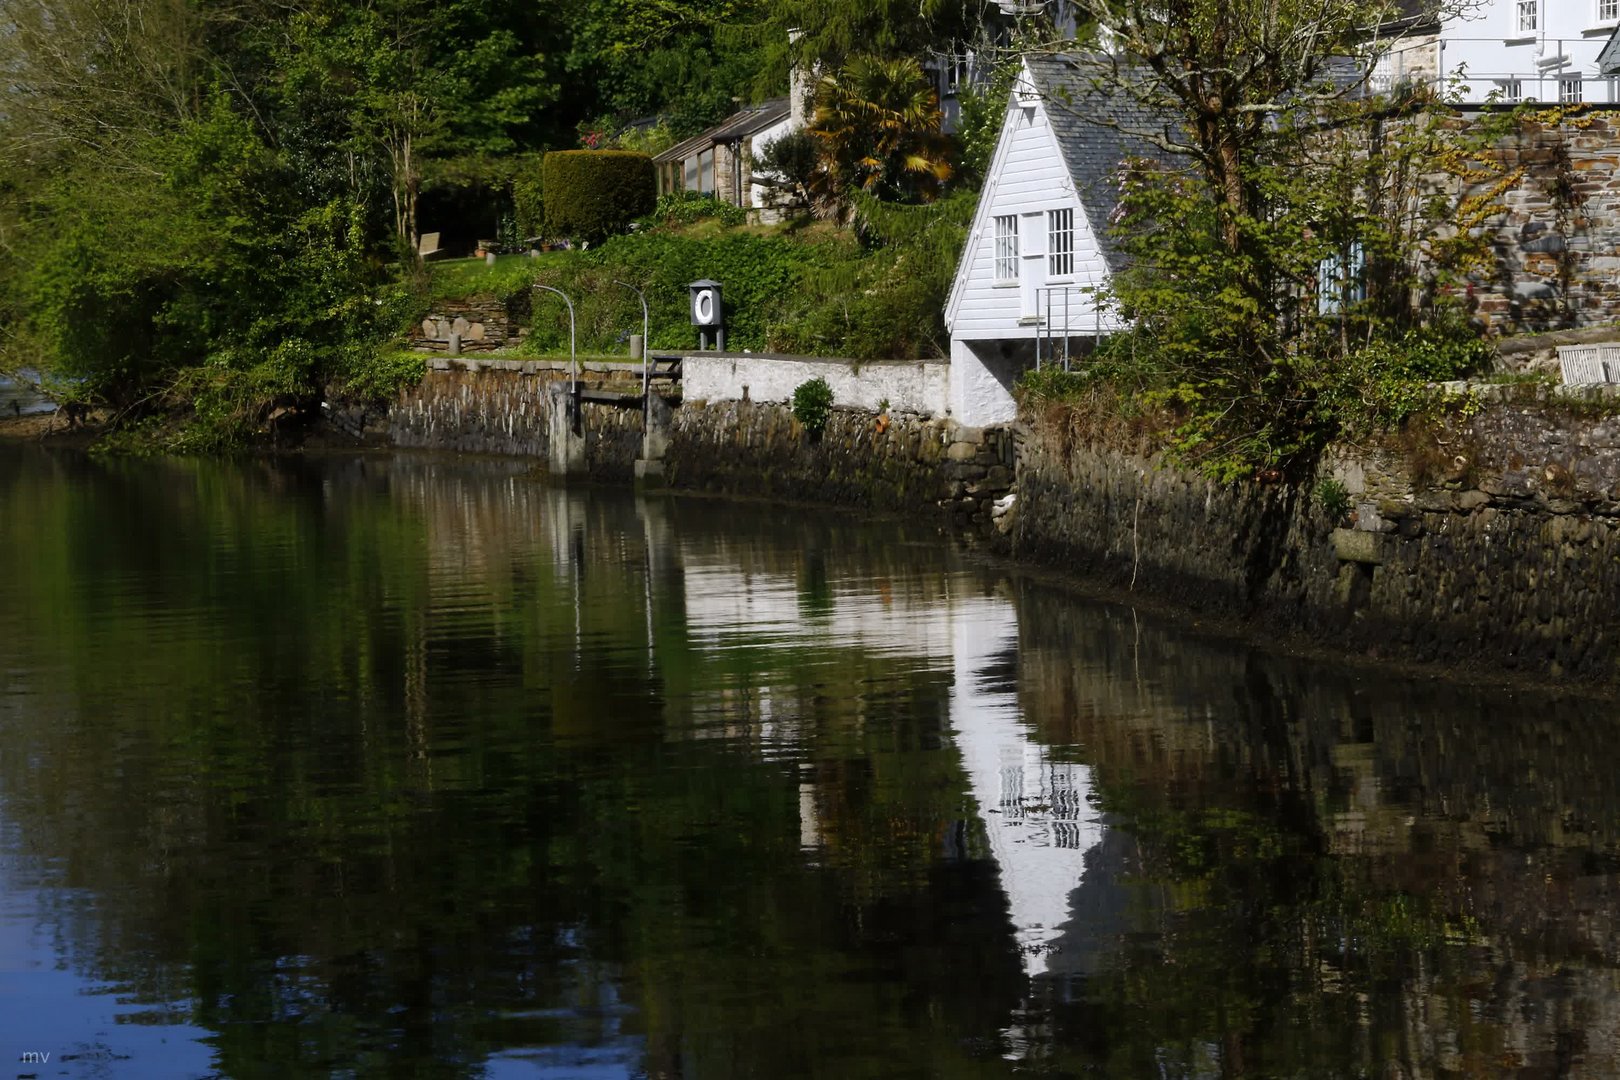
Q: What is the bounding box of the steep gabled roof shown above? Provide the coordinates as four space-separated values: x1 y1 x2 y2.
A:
1022 53 1184 272
652 99 791 165
945 53 1185 332
1602 25 1620 76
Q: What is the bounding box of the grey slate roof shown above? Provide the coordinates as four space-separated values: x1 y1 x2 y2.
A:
1601 25 1620 76
652 99 791 165
1022 53 1185 272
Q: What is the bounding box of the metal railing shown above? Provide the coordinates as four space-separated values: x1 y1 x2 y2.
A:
1368 36 1620 103
1033 286 1110 372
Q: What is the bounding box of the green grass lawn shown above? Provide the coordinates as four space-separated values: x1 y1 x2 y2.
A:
427 252 572 302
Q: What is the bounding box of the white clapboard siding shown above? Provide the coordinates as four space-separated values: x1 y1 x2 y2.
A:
946 67 1117 343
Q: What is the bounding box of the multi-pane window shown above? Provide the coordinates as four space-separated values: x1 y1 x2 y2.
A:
994 215 1019 281
1516 0 1538 33
1498 77 1523 103
1047 208 1075 278
1317 242 1367 316
697 148 715 195
1602 0 1619 22
1561 75 1583 104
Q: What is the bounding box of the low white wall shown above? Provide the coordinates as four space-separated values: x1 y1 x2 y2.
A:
680 353 950 417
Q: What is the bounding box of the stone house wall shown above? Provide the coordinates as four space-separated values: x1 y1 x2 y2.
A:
1445 110 1620 334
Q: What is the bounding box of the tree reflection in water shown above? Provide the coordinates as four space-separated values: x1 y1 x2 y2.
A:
0 447 1616 1078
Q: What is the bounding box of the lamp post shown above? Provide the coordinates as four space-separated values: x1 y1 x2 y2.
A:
532 284 577 408
614 280 650 414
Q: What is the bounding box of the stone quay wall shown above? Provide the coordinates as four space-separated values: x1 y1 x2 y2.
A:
388 361 647 481
387 358 1015 528
665 401 1014 528
387 360 1620 682
1012 385 1620 683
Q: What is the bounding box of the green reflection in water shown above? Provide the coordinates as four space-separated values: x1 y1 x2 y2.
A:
1 447 1619 1078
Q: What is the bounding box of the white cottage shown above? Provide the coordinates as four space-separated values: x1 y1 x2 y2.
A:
945 55 1166 427
1377 0 1620 103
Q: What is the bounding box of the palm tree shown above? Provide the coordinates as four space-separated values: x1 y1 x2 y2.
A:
806 55 954 209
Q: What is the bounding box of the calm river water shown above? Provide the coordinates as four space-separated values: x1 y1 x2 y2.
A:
2 448 1619 1077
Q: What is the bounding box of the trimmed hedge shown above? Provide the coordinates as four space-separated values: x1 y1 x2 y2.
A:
542 150 655 244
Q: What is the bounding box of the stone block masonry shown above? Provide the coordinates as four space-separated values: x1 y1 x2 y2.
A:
388 364 645 481
666 401 1015 528
387 360 1015 529
1013 389 1620 684
1443 110 1620 334
409 293 530 353
386 361 1620 682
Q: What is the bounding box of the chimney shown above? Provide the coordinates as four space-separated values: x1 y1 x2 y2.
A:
788 27 812 129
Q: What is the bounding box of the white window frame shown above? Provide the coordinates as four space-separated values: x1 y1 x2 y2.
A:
697 147 715 195
1561 74 1583 103
1317 241 1367 316
1516 0 1539 34
1047 208 1075 279
1498 77 1524 103
993 215 1019 284
1601 0 1619 24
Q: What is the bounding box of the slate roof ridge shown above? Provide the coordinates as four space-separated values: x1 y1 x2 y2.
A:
1602 25 1620 77
652 98 791 164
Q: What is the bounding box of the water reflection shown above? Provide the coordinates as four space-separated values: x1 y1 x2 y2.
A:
1 448 1619 1077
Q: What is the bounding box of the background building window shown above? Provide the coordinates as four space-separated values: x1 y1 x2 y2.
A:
994 216 1019 281
1317 242 1366 316
698 148 715 195
1602 0 1619 22
1047 208 1075 278
1497 77 1523 102
1561 75 1583 103
1516 0 1538 33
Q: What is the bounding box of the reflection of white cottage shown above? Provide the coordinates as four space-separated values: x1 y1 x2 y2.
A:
945 55 1166 427
946 601 1103 979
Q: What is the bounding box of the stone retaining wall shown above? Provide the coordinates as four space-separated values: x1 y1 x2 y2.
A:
666 402 1014 527
409 295 529 353
1012 390 1620 683
386 362 1620 681
389 367 646 480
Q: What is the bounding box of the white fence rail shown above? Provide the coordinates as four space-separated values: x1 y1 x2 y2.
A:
1557 344 1620 384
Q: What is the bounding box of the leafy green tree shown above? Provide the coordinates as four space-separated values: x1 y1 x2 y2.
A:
567 0 775 138
1014 1 1499 479
277 0 556 260
807 56 955 208
773 0 1001 70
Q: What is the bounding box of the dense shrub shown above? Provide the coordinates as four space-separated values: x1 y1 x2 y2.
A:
642 191 747 228
770 190 974 360
542 150 655 244
522 230 829 354
434 191 972 363
791 376 833 435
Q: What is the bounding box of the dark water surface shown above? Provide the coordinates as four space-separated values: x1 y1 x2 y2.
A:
2 449 1620 1078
